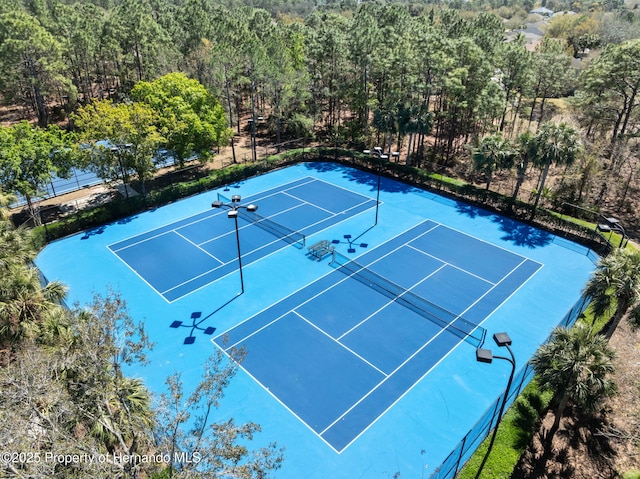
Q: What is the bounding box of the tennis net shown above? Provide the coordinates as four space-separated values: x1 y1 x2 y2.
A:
330 251 486 347
217 192 306 249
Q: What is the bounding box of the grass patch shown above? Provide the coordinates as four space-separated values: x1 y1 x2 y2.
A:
457 379 553 479
428 172 468 187
545 208 629 248
456 309 613 479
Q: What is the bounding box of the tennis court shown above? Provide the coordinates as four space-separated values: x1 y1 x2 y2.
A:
35 162 596 479
218 219 541 452
107 177 375 301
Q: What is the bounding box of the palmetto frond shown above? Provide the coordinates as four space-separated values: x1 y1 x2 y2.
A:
0 264 67 343
532 323 616 412
583 248 640 337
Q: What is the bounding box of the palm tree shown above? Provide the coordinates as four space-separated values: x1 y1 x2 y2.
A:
510 130 535 207
0 191 35 270
0 220 36 271
90 375 154 456
530 121 581 216
0 203 69 354
66 293 156 462
0 191 16 219
0 264 67 344
472 134 516 191
583 247 640 339
531 322 617 450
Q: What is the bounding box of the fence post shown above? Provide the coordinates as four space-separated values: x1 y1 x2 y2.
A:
453 435 467 478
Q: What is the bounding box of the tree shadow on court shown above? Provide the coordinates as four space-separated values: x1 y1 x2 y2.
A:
80 225 107 239
456 204 553 249
303 162 419 195
456 203 496 220
117 215 137 225
303 161 342 174
494 217 553 249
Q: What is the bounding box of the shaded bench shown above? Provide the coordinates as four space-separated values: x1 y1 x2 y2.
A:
307 240 335 261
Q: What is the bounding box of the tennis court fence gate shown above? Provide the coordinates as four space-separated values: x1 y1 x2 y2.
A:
429 294 591 479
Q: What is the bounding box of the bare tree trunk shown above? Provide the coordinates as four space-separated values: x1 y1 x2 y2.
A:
223 66 236 163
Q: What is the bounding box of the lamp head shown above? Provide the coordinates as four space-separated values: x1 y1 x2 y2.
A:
232 195 241 203
493 332 512 347
228 210 238 219
246 204 258 212
476 348 493 364
211 200 223 209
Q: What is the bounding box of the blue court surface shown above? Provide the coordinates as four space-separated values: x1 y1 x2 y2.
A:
35 162 596 479
107 177 375 301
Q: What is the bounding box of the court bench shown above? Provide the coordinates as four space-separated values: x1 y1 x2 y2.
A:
307 240 335 261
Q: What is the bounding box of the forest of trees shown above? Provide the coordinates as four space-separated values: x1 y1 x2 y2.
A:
1 0 639 226
2 0 640 477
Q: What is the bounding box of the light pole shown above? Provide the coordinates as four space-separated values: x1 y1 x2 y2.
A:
363 147 388 226
111 143 133 199
212 195 258 293
475 332 516 479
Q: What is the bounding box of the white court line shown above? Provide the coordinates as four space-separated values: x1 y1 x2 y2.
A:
405 243 496 285
293 310 388 377
323 327 469 452
109 228 179 253
108 176 366 252
210 337 344 454
221 267 361 351
473 259 545 330
108 176 379 302
215 217 433 349
108 209 222 252
161 263 229 296
319 317 453 437
332 257 546 450
312 176 381 201
210 221 439 341
282 190 336 215
163 229 305 301
107 177 317 251
320 250 507 440
336 263 447 341
173 230 224 263
228 176 318 204
106 247 173 303
210 218 543 452
280 183 379 218
430 220 545 267
456 257 529 318
163 182 380 302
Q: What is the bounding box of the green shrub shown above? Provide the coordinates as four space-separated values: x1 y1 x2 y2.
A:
457 379 553 479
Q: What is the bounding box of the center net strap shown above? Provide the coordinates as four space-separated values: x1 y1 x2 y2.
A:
217 192 306 248
330 251 486 348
